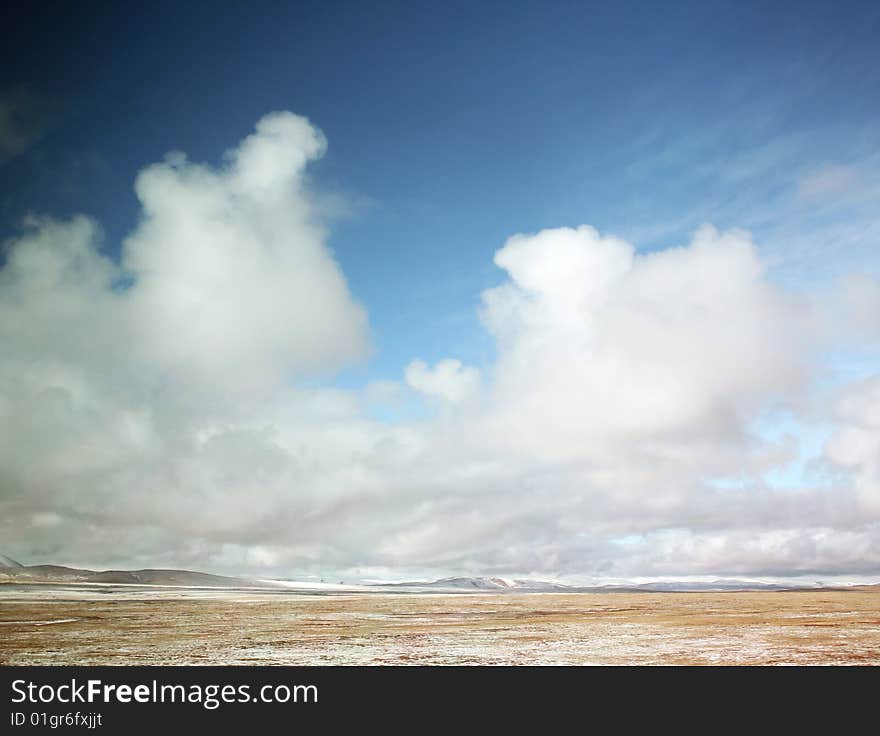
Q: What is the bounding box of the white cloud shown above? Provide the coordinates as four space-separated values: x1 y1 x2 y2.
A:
0 113 374 567
2 112 880 582
124 111 368 395
798 165 863 199
825 376 880 514
477 224 809 463
837 274 880 339
405 358 480 404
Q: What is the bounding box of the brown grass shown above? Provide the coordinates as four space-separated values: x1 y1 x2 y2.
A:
2 587 879 665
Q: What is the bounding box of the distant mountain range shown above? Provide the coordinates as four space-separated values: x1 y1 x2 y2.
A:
381 575 815 592
1 560 875 592
0 563 256 588
382 576 572 591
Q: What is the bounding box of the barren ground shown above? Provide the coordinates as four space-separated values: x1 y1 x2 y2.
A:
2 585 878 665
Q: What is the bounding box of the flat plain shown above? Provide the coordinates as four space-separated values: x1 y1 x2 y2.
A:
1 585 878 665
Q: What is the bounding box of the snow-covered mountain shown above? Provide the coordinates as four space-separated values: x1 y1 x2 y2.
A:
377 576 835 592
381 576 573 591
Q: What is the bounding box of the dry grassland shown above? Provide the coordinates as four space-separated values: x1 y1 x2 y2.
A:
2 587 878 665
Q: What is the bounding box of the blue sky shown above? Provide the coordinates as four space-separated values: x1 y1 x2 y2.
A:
5 0 879 383
2 1 880 579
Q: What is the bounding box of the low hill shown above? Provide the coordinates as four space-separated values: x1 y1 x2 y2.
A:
0 563 257 588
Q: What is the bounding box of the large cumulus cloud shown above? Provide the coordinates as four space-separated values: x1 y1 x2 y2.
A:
125 111 368 395
479 224 808 459
1 112 878 582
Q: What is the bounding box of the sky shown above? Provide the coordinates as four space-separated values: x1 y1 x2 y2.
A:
2 0 880 582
